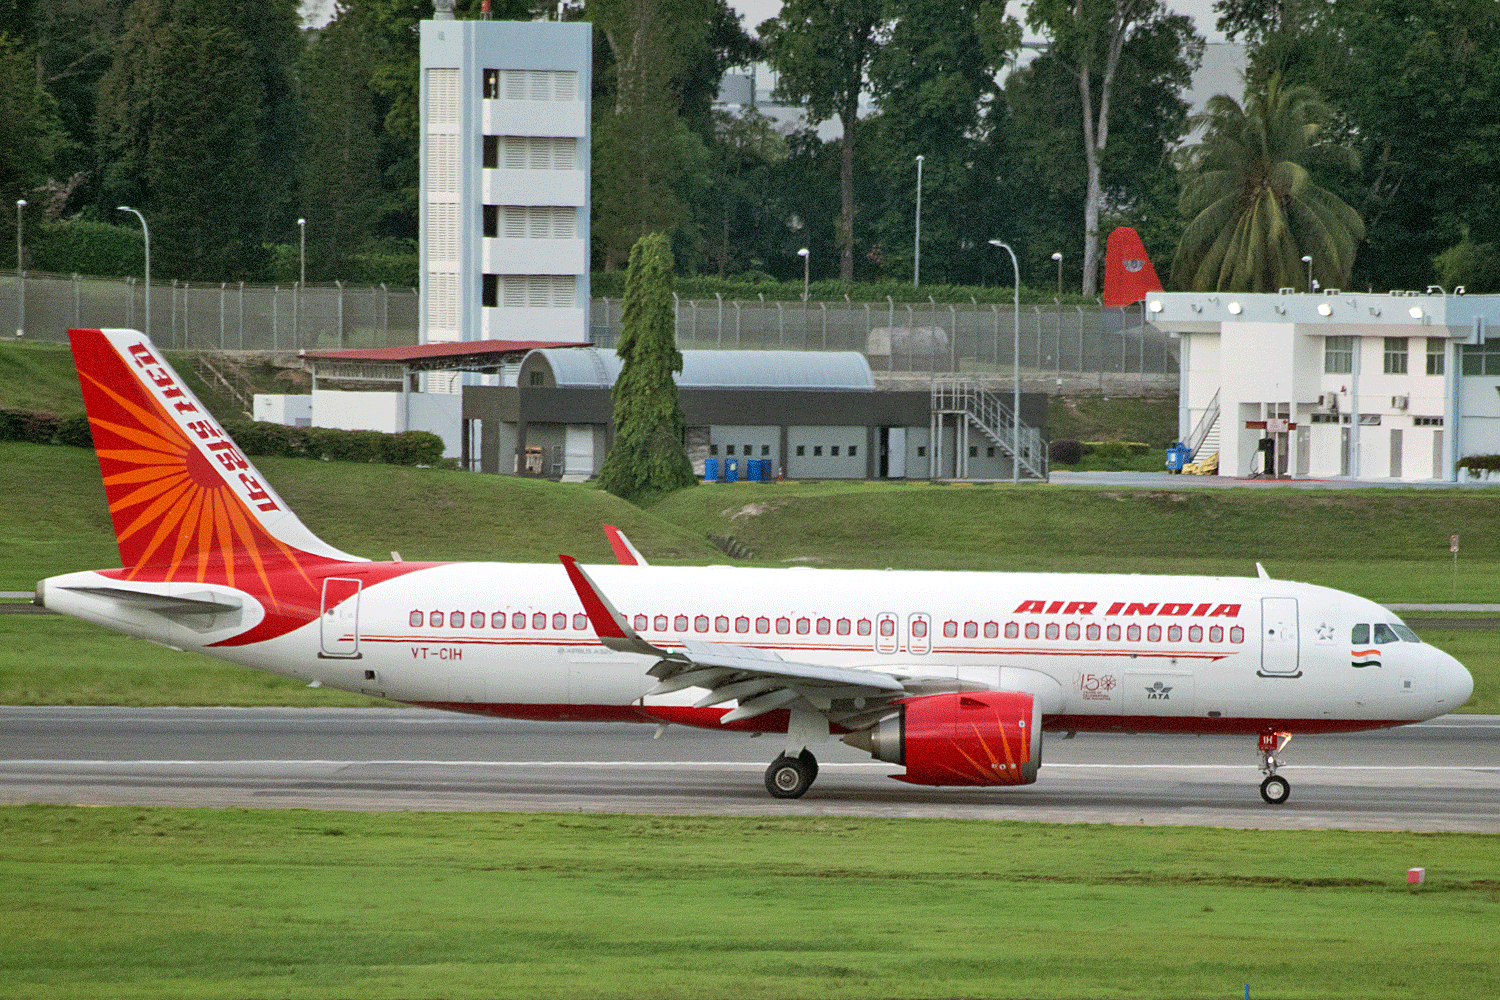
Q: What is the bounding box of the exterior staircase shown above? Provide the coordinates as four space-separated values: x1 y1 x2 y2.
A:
930 379 1047 480
1187 388 1220 461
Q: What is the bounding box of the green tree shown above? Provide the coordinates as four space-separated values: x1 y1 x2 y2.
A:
701 108 789 277
598 232 696 503
94 0 302 280
861 0 1019 285
985 11 1196 288
0 33 67 265
759 0 885 281
1024 0 1201 294
1170 75 1363 293
588 0 717 270
298 3 385 281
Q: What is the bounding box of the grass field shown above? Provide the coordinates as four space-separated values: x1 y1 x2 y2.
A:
6 439 1500 712
3 806 1496 1000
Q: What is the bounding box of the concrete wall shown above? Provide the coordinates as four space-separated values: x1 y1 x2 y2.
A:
311 389 463 458
252 394 311 426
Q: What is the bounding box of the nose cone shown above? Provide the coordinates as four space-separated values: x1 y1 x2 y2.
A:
1433 650 1474 714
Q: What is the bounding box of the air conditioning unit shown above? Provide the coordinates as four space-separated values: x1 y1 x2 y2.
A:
1391 395 1409 410
1317 393 1338 410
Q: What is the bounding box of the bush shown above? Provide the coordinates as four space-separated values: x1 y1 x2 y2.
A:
381 430 445 466
1050 439 1083 465
224 419 296 458
1457 454 1500 472
55 414 93 448
0 410 60 444
32 220 146 279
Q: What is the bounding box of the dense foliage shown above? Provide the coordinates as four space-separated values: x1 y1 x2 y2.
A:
4 0 1490 294
597 232 696 503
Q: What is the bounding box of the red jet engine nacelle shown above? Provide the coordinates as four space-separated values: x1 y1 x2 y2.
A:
844 691 1041 787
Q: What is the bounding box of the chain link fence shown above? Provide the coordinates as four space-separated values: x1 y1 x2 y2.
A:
3 270 417 352
4 270 1177 392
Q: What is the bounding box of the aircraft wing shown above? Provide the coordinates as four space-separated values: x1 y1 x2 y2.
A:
559 555 908 726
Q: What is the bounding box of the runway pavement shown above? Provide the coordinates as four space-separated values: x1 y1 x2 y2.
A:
2 706 1496 832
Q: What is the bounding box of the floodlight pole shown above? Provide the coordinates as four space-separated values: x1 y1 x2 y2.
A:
117 206 150 341
989 239 1021 484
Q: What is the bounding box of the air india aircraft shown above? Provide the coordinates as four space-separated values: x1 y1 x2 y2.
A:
37 329 1473 805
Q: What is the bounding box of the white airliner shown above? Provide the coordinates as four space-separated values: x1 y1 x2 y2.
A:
38 329 1474 804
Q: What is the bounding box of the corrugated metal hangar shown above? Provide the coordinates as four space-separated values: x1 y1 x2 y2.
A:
460 348 1047 481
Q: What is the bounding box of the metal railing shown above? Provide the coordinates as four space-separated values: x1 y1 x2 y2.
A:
1187 388 1220 459
931 378 1047 480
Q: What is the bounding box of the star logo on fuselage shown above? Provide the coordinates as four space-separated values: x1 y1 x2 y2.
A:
1315 622 1336 641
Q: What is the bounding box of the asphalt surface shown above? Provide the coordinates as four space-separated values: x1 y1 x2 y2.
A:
2 706 1496 832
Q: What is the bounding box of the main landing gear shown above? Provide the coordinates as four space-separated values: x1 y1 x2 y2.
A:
765 749 819 799
1258 730 1292 805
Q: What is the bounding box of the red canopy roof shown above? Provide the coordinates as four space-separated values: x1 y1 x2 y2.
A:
300 340 581 362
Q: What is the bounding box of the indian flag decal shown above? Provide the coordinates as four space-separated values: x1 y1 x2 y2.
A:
1351 647 1381 668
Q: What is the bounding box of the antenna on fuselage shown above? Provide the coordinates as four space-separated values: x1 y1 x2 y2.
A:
1256 562 1271 580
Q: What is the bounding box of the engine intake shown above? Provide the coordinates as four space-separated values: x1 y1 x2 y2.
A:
842 691 1041 786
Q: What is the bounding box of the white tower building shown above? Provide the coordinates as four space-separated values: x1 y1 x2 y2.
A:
420 11 592 369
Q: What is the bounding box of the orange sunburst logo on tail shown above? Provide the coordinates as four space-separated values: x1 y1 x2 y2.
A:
71 330 325 608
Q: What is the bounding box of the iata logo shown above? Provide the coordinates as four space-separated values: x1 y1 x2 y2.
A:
1124 259 1145 273
1351 648 1381 669
1144 681 1173 700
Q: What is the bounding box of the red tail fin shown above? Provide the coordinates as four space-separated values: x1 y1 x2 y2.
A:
1102 227 1164 307
69 328 361 589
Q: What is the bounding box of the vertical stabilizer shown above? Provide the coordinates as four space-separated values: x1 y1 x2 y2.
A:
1102 227 1164 308
68 329 364 587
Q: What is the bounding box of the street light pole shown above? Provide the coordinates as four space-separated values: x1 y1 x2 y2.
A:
989 239 1021 485
117 206 150 341
298 218 307 286
1051 251 1063 296
913 155 923 287
14 199 24 337
797 248 810 301
1301 254 1313 292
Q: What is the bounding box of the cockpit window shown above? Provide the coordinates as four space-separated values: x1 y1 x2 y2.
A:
1372 623 1401 644
1351 623 1369 644
1390 623 1421 643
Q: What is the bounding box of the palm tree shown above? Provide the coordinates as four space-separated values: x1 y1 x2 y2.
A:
1170 75 1363 292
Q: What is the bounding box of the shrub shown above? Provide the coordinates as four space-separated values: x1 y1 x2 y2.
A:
226 419 295 458
1457 454 1500 472
1050 439 1083 465
381 430 445 466
55 414 93 448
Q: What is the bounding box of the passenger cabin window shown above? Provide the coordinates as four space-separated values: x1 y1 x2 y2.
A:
857 619 872 636
471 612 485 628
409 611 423 627
492 612 507 628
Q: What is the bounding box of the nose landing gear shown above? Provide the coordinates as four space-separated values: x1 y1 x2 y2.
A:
1258 730 1292 804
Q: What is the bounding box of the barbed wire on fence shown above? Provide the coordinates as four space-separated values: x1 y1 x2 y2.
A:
3 271 1177 391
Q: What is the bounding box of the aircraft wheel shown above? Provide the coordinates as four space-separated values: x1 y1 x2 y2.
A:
1260 774 1291 805
765 753 816 799
798 747 819 782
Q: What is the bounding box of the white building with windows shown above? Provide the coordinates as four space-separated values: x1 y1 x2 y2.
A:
1150 290 1500 481
420 12 591 374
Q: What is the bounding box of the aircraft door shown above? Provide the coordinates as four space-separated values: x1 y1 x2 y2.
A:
875 612 900 654
1259 597 1301 677
908 612 931 655
319 578 362 659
